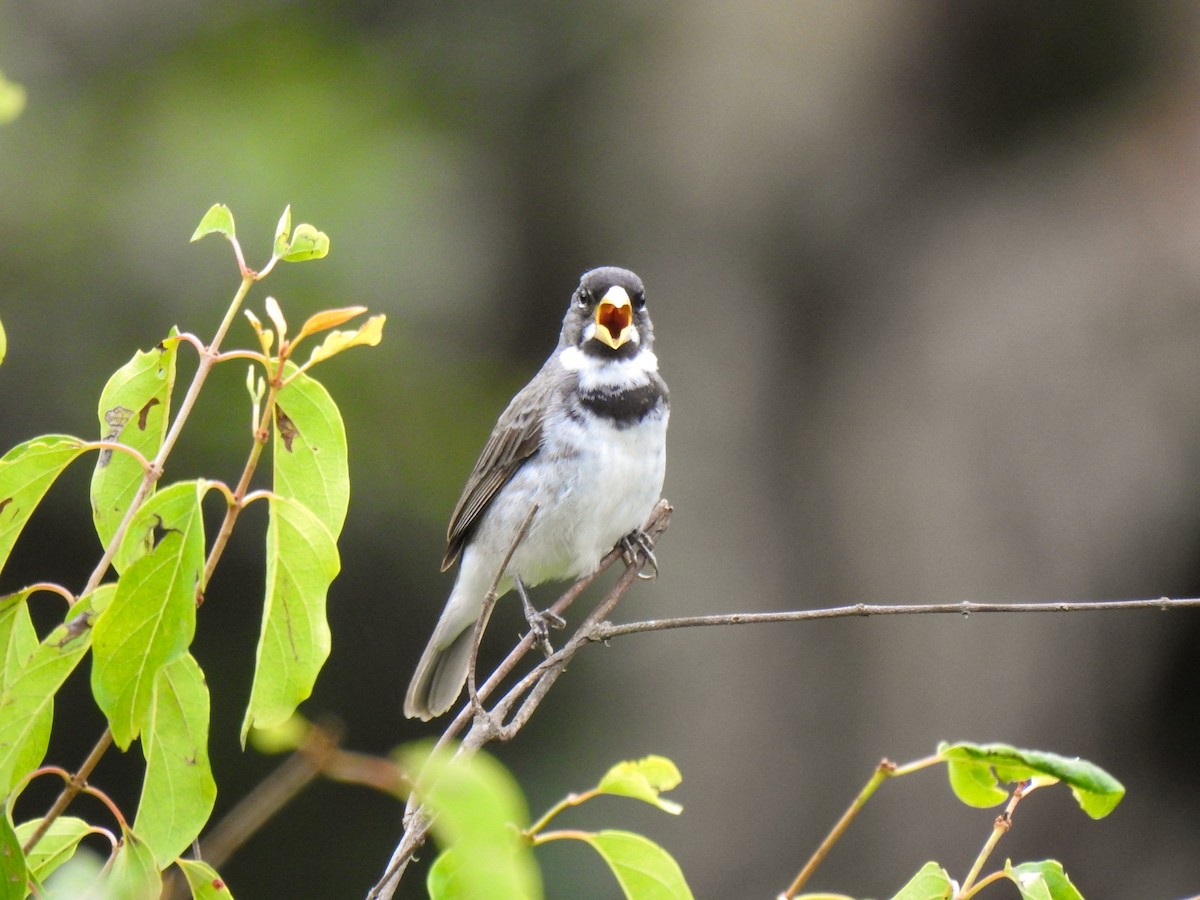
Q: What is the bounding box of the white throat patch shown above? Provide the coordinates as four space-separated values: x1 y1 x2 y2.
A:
559 345 660 392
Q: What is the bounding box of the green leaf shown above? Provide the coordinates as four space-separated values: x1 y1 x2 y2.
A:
0 589 39 691
0 589 101 798
104 827 160 900
888 861 955 900
190 204 235 242
14 816 90 885
177 859 235 899
303 314 385 368
0 436 86 578
596 756 684 815
938 742 1124 819
0 314 6 366
0 813 28 900
272 205 292 258
92 481 205 749
240 496 339 744
134 653 216 868
90 331 179 555
1005 860 1084 900
0 72 25 125
405 744 541 900
280 223 329 262
944 752 1009 809
426 848 471 899
574 830 693 900
273 368 349 539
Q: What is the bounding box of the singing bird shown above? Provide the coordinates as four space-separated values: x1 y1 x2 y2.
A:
404 267 669 720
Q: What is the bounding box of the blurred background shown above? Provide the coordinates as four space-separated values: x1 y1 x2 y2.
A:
2 1 1200 897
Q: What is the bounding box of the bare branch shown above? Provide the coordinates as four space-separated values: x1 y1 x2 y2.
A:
589 596 1200 641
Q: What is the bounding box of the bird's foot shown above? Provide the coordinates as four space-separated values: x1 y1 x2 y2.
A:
515 578 562 657
620 529 659 581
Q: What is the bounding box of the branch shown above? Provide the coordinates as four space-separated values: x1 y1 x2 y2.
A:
591 596 1200 641
366 500 673 900
370 504 1197 899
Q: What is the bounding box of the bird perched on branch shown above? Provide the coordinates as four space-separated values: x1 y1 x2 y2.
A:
404 266 669 720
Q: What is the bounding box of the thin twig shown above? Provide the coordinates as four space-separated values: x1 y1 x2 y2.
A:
591 596 1200 641
780 754 941 898
20 730 113 854
467 503 539 714
958 780 1036 897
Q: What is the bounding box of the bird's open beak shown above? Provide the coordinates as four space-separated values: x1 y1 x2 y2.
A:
593 286 635 349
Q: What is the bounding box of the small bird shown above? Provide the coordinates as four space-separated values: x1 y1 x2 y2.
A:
404 266 669 720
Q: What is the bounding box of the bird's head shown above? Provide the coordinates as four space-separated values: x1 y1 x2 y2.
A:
561 267 653 358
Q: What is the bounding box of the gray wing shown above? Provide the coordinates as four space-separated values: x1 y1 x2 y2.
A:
441 362 562 570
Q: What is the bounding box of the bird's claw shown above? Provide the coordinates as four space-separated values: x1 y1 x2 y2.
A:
515 577 561 657
620 529 659 580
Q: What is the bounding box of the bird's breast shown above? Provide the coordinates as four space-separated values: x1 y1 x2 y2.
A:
502 399 668 583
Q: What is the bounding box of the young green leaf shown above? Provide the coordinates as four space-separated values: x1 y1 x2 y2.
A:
0 588 101 798
293 306 369 344
240 496 339 745
303 314 385 369
596 756 684 815
576 830 694 900
104 827 161 900
280 223 329 262
0 436 86 578
14 816 90 885
134 653 216 868
888 861 955 900
0 589 38 691
177 858 235 899
1005 860 1084 900
92 481 206 749
938 742 1124 819
272 205 293 259
190 204 236 242
0 314 6 366
405 743 541 900
90 330 179 554
0 812 28 900
273 368 349 539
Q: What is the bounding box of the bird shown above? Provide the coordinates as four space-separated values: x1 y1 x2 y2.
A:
404 266 669 720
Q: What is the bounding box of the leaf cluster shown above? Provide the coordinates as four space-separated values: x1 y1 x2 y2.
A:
0 204 383 897
410 749 694 900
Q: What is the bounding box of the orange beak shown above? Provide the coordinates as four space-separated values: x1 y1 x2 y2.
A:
593 286 635 349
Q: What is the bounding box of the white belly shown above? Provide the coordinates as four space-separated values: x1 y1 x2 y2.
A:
480 406 668 586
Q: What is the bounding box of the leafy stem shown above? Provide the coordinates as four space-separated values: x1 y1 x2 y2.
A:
79 271 255 602
957 780 1038 897
24 233 261 857
781 755 939 898
199 357 284 598
525 789 602 839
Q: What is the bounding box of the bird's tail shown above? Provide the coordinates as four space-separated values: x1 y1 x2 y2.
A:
404 580 497 720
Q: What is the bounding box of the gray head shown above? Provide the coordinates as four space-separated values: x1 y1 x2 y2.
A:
558 267 654 358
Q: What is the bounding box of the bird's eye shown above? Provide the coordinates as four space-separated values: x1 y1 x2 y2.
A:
633 290 646 310
576 289 591 308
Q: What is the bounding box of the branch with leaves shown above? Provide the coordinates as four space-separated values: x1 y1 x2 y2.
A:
0 203 383 897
